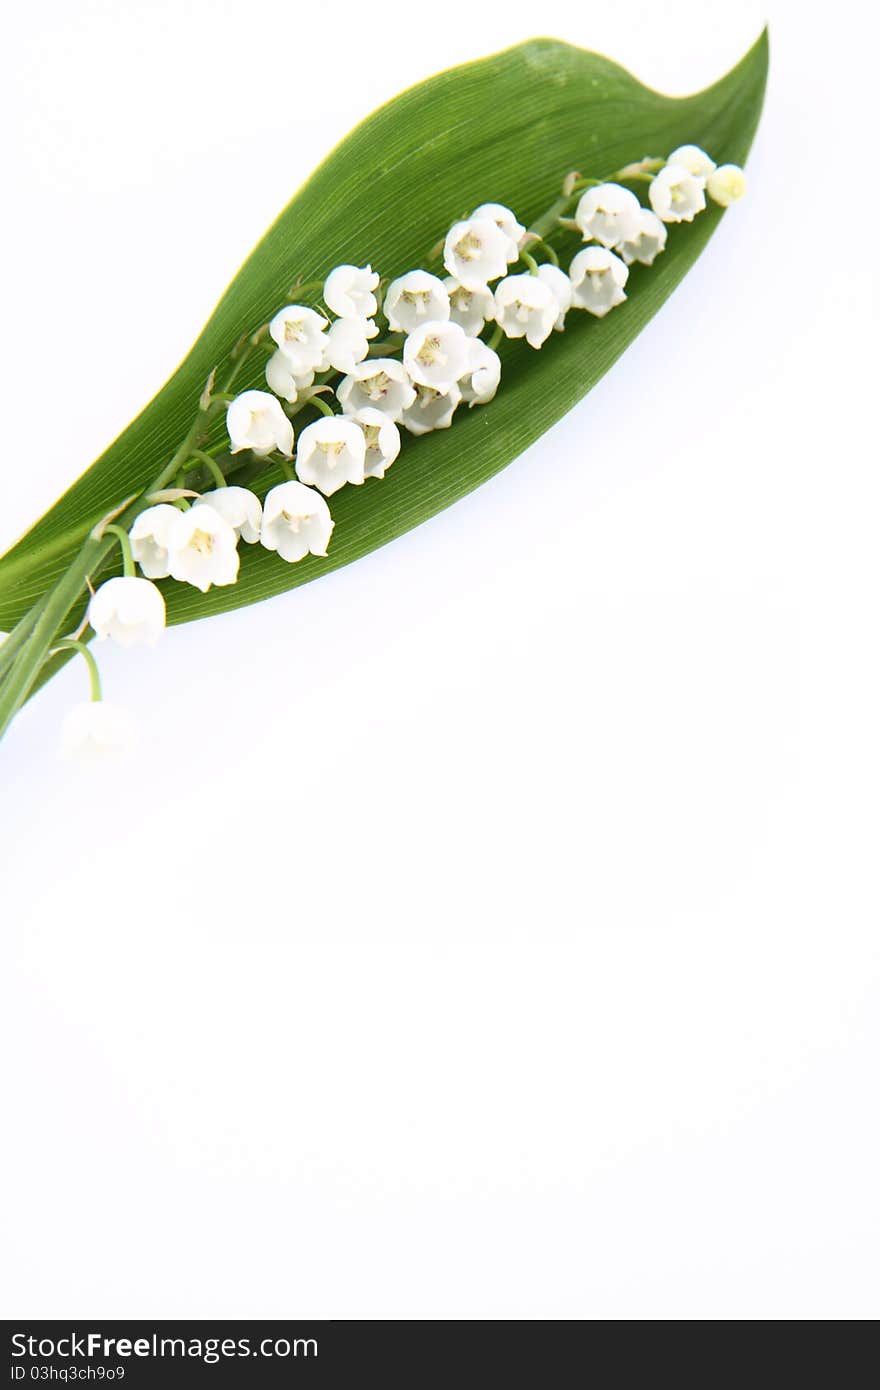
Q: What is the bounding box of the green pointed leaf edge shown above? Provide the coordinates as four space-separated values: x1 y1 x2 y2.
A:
0 32 768 637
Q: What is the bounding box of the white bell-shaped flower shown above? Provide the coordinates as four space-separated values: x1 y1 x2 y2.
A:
88 575 166 647
649 165 706 223
444 277 495 336
269 304 328 373
323 264 379 320
60 701 136 761
471 203 526 262
707 164 747 206
443 217 511 290
348 407 401 479
575 183 641 249
129 503 180 579
198 487 262 543
667 144 716 181
265 350 315 403
536 264 573 331
295 416 366 496
400 383 462 436
226 389 294 457
167 504 240 592
403 320 470 388
458 339 501 407
383 271 450 334
569 247 629 317
321 316 377 374
618 208 668 266
336 359 416 421
493 273 557 348
260 481 334 563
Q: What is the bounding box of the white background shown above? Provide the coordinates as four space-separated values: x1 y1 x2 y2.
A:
1 0 878 1320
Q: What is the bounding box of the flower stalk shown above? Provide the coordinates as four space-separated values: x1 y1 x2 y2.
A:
99 525 136 579
0 390 232 734
0 141 747 750
53 639 102 702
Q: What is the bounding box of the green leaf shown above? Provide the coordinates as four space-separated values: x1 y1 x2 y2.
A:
0 32 767 636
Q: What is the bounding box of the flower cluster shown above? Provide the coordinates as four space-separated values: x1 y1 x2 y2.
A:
61 143 745 756
569 144 747 313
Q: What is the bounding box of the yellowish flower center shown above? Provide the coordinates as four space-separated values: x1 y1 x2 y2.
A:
455 232 482 262
364 371 392 400
402 290 434 314
189 529 214 556
317 440 346 467
416 335 445 367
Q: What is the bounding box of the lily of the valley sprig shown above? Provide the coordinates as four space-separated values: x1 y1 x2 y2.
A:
0 142 746 758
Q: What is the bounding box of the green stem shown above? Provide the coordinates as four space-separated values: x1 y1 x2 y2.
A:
0 540 107 734
487 324 504 351
101 524 135 578
520 250 540 275
528 193 575 242
310 395 337 418
0 154 667 745
222 351 257 394
615 157 665 180
527 237 559 266
189 449 227 489
0 611 38 684
527 158 662 247
0 391 232 738
53 639 101 702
